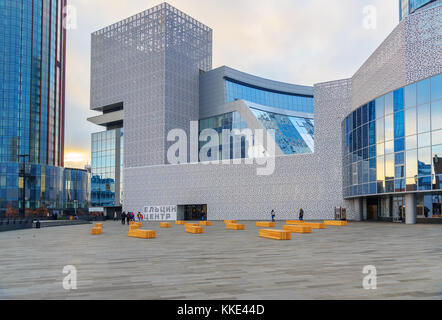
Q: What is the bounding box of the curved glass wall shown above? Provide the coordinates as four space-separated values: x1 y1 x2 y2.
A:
225 79 314 114
250 108 314 155
64 168 90 210
343 73 442 200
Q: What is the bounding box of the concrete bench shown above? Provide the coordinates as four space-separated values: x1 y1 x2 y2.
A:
185 225 204 234
91 227 102 235
224 220 237 224
259 229 291 240
175 221 186 225
129 222 143 228
226 223 245 230
283 225 312 234
160 222 171 228
286 220 305 225
324 221 348 226
129 229 156 239
200 221 212 226
256 222 276 227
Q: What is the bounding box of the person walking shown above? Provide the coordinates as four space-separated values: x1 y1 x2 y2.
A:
126 212 131 225
114 211 118 221
299 208 304 221
121 211 127 225
271 210 276 222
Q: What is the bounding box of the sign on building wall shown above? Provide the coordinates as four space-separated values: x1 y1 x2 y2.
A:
143 205 177 221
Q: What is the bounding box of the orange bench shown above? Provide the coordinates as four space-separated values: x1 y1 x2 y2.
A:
129 229 156 239
91 227 102 235
185 223 201 227
185 225 204 234
259 229 291 240
94 223 103 228
160 222 171 228
200 221 212 226
256 222 276 227
226 223 245 230
175 221 186 225
283 225 312 234
286 220 305 225
129 222 143 228
224 220 237 224
324 221 348 226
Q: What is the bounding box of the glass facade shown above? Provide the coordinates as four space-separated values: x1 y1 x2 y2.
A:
63 168 90 210
0 0 71 218
343 74 442 212
399 0 438 20
199 112 250 160
91 129 123 207
250 107 314 155
226 79 314 114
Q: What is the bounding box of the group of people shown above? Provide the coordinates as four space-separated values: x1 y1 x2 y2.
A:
271 208 304 222
120 212 135 225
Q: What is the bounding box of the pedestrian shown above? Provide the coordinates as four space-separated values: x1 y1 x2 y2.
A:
121 211 127 225
271 210 275 222
126 212 131 225
114 211 117 221
299 208 304 221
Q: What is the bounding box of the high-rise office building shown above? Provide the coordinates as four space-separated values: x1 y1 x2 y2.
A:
399 0 439 20
0 0 89 219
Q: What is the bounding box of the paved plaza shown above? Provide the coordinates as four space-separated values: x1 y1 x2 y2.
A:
0 221 441 300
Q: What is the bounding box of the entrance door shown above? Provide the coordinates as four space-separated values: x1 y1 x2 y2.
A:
367 198 378 220
392 196 405 222
184 205 207 221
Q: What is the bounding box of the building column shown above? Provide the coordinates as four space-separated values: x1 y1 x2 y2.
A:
405 194 417 225
362 198 368 221
353 198 362 221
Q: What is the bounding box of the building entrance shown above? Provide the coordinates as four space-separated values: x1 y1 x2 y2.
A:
184 205 207 221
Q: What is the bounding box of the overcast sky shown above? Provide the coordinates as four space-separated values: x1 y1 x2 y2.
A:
64 0 399 168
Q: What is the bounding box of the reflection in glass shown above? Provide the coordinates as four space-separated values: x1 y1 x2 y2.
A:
394 111 404 138
418 147 432 176
417 78 430 105
417 104 431 133
376 118 384 143
405 107 416 136
385 154 395 180
377 143 385 157
394 88 404 112
406 149 418 178
431 99 442 131
433 130 442 146
377 156 385 193
385 140 394 154
432 145 442 175
431 73 442 101
385 92 394 115
404 83 417 108
418 132 431 148
406 177 417 192
406 135 417 150
385 115 394 141
376 96 385 119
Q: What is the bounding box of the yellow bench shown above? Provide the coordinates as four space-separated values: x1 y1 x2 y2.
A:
324 220 348 226
224 220 237 224
94 223 103 228
200 221 212 226
91 227 102 235
287 221 326 229
129 224 141 231
286 220 305 225
129 229 156 239
160 222 171 228
185 223 200 227
283 225 312 234
226 223 245 230
256 222 276 227
175 221 186 225
259 229 292 240
185 225 204 234
129 222 143 228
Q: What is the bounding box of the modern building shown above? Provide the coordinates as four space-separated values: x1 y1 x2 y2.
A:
0 0 89 220
399 0 439 20
89 2 441 223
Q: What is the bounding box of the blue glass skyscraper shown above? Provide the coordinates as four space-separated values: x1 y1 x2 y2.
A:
0 0 68 218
